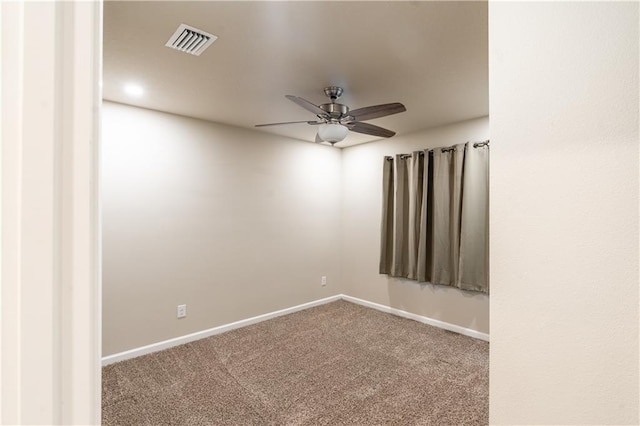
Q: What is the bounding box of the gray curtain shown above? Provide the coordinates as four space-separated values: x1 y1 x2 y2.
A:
379 142 489 293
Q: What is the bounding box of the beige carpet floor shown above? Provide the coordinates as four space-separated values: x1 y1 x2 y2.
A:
102 300 489 425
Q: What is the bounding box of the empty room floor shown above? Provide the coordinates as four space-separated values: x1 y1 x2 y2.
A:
102 300 488 425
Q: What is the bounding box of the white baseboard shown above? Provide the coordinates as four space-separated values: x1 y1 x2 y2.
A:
101 294 342 365
341 294 490 342
102 293 488 365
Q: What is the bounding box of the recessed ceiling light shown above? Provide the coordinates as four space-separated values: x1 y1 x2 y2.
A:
124 83 144 97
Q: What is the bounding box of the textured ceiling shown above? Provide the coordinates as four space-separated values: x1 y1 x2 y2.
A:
103 1 488 147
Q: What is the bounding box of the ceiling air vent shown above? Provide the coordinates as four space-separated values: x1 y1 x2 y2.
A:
165 24 217 56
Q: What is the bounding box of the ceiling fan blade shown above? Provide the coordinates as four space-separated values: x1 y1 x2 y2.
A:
255 120 321 127
348 102 406 121
285 95 327 116
348 121 396 138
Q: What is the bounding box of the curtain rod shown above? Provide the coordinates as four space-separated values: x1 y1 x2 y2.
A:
473 139 490 148
388 139 490 161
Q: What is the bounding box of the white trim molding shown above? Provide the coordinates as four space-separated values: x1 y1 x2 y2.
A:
1 2 102 424
102 294 488 365
341 295 490 342
102 295 343 365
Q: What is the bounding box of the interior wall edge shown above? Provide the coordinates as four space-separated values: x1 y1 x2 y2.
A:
489 1 639 424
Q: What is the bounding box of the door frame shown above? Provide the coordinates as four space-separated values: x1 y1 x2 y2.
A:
1 1 102 424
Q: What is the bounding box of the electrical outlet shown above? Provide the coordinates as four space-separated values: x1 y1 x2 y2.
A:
177 304 187 319
321 276 327 287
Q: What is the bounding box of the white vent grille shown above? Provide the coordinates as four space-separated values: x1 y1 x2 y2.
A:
165 24 217 56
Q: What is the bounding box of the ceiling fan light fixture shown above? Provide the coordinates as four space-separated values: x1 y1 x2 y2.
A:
318 123 348 143
255 87 406 143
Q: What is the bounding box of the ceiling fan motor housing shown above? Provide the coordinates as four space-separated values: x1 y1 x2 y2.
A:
319 102 349 121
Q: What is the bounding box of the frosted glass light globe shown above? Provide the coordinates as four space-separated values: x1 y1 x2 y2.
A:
318 123 348 143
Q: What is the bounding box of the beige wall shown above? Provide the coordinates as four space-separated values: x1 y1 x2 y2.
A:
341 117 490 334
489 2 639 424
103 104 491 356
102 102 342 356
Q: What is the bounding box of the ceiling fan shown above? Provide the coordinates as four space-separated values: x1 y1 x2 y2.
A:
255 86 406 145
